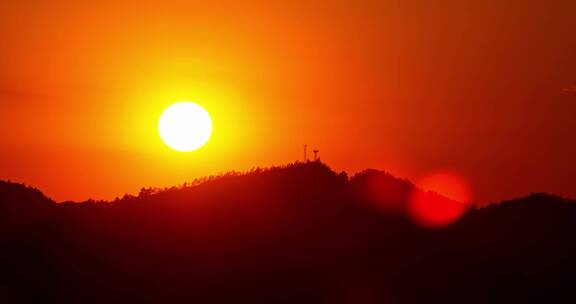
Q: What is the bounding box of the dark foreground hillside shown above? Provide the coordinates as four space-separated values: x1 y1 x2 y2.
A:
1 162 575 303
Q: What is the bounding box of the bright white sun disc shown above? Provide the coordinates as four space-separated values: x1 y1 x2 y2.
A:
158 102 213 152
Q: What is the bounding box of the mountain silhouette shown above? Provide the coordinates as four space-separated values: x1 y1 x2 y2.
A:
1 162 575 303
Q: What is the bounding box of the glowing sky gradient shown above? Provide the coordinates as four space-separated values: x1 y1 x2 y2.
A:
1 0 575 203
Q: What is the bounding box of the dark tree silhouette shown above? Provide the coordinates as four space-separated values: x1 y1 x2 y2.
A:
0 162 575 303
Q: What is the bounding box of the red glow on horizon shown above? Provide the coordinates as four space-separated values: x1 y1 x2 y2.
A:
409 171 471 228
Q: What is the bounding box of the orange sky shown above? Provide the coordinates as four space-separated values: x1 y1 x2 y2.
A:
1 0 575 204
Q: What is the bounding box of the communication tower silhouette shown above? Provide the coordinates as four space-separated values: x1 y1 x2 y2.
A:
303 144 320 162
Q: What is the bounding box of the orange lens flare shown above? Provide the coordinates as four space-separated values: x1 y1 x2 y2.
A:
408 171 471 228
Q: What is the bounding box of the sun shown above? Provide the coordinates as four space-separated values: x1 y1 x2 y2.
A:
158 102 213 152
